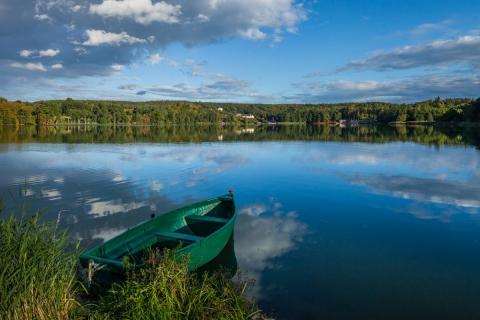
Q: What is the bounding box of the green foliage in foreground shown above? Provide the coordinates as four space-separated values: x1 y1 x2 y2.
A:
0 209 81 320
0 206 265 320
92 251 264 320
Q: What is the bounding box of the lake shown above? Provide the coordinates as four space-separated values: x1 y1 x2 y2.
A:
1 124 480 320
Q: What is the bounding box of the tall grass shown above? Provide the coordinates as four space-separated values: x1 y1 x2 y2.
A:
92 250 266 319
0 201 266 320
0 206 81 320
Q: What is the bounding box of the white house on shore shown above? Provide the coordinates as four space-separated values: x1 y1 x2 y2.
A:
235 113 255 119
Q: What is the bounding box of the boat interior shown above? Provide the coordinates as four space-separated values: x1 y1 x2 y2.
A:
109 199 235 264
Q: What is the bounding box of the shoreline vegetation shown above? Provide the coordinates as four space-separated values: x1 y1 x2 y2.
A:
1 97 479 127
0 202 267 320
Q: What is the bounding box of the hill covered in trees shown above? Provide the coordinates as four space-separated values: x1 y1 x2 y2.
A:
0 97 479 126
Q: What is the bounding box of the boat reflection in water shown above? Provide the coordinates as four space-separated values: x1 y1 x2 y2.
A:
197 235 238 276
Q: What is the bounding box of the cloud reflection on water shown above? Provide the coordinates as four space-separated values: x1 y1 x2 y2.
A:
351 175 480 208
291 141 480 222
235 200 307 297
350 174 480 221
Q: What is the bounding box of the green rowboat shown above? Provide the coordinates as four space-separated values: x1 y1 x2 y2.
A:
80 192 236 273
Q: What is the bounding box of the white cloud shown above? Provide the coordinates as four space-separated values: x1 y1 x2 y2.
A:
330 80 382 91
10 62 47 72
19 50 34 57
196 14 209 23
51 63 63 69
71 5 82 12
39 48 60 57
272 33 283 44
34 13 51 22
73 47 88 55
1 0 307 83
290 74 480 102
89 0 181 25
182 59 226 79
148 53 162 64
340 35 480 72
19 48 60 58
111 63 124 71
239 28 267 40
137 78 268 101
410 19 454 36
83 29 148 46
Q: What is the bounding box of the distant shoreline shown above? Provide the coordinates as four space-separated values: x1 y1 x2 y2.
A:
1 97 479 126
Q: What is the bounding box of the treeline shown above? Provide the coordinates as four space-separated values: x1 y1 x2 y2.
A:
1 96 479 126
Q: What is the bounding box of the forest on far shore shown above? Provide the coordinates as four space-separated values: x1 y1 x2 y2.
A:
0 96 479 126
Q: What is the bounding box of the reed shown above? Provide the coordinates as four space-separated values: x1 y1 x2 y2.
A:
92 250 266 320
0 206 81 320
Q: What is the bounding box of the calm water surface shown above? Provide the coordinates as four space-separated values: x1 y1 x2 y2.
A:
1 125 480 319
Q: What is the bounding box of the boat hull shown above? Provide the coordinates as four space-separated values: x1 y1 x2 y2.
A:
80 193 236 273
178 213 236 270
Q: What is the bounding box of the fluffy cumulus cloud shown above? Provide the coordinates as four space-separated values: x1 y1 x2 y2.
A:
19 50 35 58
33 13 51 21
10 62 47 71
89 0 182 25
19 48 60 57
110 63 124 71
238 28 267 40
0 0 306 83
38 48 60 57
82 29 148 46
51 63 63 69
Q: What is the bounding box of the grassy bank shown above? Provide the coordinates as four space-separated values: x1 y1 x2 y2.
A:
0 206 81 319
0 203 266 320
90 250 263 320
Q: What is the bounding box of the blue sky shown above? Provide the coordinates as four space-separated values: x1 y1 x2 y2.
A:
0 0 479 103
